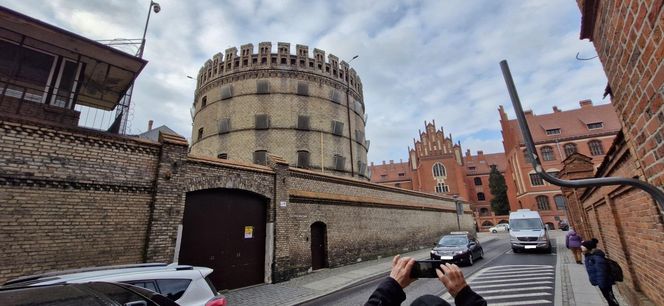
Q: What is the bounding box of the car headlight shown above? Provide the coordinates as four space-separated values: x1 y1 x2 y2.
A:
455 250 465 255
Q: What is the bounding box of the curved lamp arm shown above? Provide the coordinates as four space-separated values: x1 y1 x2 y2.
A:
499 60 664 210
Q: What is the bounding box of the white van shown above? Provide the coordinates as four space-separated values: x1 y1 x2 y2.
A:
508 209 552 253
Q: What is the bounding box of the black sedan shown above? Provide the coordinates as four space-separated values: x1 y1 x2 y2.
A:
430 232 483 266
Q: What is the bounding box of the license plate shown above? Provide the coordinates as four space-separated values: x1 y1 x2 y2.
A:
525 245 536 249
440 256 453 260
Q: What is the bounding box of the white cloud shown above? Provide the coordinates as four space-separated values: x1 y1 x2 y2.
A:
0 0 608 163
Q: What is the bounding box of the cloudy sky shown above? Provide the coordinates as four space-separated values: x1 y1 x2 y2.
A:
2 0 609 163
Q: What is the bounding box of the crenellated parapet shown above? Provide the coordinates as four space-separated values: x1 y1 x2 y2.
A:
196 42 363 98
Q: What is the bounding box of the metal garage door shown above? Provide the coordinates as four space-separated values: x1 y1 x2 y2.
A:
179 188 267 290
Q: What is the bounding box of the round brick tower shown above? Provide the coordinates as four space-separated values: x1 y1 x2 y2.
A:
190 42 368 180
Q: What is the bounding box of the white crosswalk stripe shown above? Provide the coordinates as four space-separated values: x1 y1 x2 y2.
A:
441 265 555 306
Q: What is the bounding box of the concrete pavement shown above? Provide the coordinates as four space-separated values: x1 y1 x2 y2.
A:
553 230 628 306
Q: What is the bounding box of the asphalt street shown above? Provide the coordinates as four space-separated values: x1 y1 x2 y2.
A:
300 233 557 306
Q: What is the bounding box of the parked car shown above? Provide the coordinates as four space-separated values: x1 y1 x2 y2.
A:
0 281 179 306
430 231 483 266
2 263 226 306
489 223 510 233
558 220 570 231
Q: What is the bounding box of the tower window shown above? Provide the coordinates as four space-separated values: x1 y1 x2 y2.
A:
332 121 344 136
220 85 233 100
297 115 310 130
219 118 231 134
217 153 228 159
255 114 270 129
296 82 309 96
201 96 207 108
432 163 446 178
297 150 310 169
197 127 204 141
257 80 270 94
253 150 268 165
333 154 345 171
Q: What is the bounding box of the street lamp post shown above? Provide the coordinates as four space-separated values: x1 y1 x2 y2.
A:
453 195 462 231
345 55 358 177
138 1 161 59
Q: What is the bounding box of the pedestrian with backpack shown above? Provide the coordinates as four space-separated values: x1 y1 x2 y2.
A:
566 229 583 264
582 238 620 306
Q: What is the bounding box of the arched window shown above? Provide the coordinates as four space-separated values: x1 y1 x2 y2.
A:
474 177 482 185
479 208 490 216
435 182 449 193
564 143 577 158
197 127 204 141
482 221 494 227
432 163 446 177
588 140 604 155
536 195 550 210
541 146 555 161
477 192 486 201
554 195 567 210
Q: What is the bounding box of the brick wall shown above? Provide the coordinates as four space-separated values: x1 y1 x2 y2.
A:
1 115 468 286
561 135 664 305
0 116 160 282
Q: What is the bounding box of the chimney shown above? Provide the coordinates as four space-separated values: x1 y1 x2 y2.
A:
524 109 534 116
552 106 561 112
148 120 154 131
477 150 484 159
579 99 593 108
465 149 471 157
370 162 374 166
389 160 394 164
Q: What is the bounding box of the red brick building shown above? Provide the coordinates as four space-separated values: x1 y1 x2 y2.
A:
370 121 515 230
558 1 663 304
499 101 621 229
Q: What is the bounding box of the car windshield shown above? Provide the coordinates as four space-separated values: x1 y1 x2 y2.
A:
510 218 543 230
437 236 468 246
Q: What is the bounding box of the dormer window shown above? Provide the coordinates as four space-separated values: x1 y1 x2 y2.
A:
546 128 561 135
587 122 603 129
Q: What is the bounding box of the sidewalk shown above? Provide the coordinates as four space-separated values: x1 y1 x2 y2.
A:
224 233 496 305
553 230 629 306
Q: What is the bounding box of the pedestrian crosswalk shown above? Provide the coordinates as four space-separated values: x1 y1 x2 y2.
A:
441 265 555 305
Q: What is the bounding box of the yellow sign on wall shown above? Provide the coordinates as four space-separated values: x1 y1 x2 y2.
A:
244 226 254 239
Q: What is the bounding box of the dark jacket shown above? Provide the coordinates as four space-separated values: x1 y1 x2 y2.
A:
584 249 613 289
566 231 583 248
365 277 487 306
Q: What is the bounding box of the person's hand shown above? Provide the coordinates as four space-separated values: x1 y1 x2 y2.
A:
389 255 416 288
436 263 468 297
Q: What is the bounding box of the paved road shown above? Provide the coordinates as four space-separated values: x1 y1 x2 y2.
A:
301 234 557 306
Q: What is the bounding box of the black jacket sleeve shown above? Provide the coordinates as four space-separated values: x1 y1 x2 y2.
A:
364 277 406 306
454 285 487 306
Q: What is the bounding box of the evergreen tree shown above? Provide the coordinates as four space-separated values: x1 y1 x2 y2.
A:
489 164 510 215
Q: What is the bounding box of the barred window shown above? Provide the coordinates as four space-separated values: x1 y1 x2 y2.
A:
253 150 268 165
588 140 604 155
256 80 270 94
297 150 310 169
332 120 344 136
219 118 231 134
536 196 551 210
435 183 449 193
541 146 555 161
546 128 561 135
530 173 543 186
477 192 486 201
255 114 270 129
296 82 309 96
297 115 310 130
474 177 482 186
333 154 345 171
587 122 603 129
355 129 364 144
220 85 233 100
432 163 446 178
564 143 577 157
201 96 207 108
357 161 367 175
330 89 341 104
197 127 204 141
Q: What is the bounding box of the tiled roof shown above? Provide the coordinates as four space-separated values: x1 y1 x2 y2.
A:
136 125 181 142
464 152 507 174
369 161 412 182
508 103 621 144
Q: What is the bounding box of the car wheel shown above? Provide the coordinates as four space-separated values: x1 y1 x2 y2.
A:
512 247 521 253
478 248 484 259
491 230 497 233
545 243 553 254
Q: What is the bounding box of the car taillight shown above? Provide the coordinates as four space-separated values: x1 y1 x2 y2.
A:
205 296 227 306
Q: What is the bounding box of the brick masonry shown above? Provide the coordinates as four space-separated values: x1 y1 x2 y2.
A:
0 114 471 285
572 0 664 305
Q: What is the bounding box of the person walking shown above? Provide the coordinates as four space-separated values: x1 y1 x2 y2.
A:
566 229 583 264
582 238 619 306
